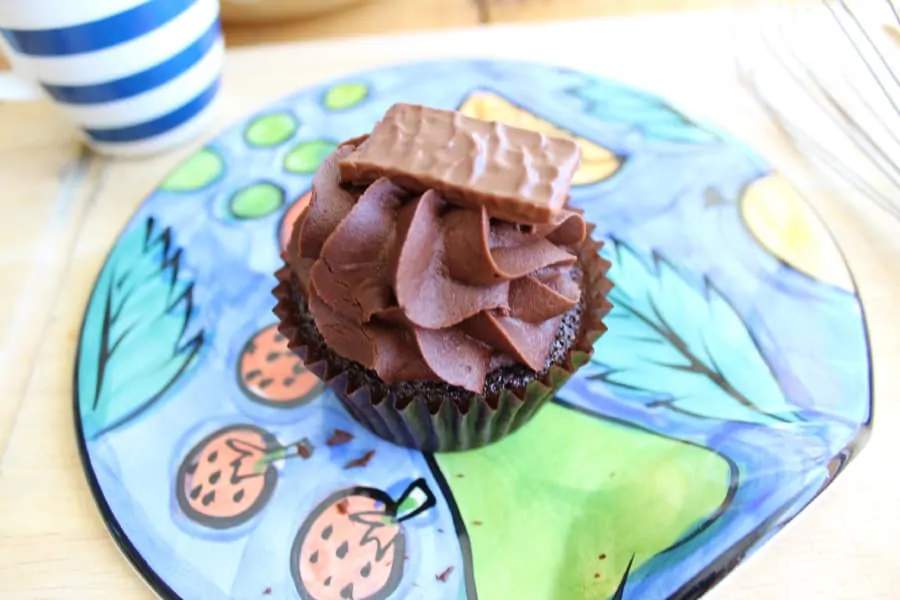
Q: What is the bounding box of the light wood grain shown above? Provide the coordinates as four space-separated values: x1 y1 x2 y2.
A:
482 0 744 22
0 0 784 70
0 9 897 600
0 101 98 455
219 0 789 47
222 0 479 47
219 0 370 25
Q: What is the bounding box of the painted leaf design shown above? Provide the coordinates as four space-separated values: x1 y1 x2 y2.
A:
569 80 719 144
78 217 203 440
393 478 436 522
589 239 803 426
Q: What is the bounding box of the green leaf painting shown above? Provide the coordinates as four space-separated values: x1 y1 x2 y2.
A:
590 239 803 426
78 218 204 440
433 403 733 599
569 81 719 144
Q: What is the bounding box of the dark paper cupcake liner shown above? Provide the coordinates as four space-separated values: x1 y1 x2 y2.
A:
272 228 613 453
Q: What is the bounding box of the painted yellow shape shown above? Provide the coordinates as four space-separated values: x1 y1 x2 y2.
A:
740 174 854 292
459 91 620 186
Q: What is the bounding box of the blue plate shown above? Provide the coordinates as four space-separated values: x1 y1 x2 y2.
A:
74 59 872 600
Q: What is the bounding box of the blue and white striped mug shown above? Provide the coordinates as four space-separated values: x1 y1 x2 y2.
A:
0 0 223 157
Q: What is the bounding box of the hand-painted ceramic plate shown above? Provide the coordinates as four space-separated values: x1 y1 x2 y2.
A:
74 59 872 600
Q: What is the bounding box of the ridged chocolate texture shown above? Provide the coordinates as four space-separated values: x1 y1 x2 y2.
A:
338 103 581 224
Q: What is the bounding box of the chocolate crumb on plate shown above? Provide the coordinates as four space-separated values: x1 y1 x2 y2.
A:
336 499 349 515
296 441 312 459
436 566 454 582
326 429 354 446
343 449 375 469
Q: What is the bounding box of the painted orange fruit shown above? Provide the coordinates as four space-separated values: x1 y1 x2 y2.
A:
290 479 435 600
176 425 280 529
279 190 313 251
237 323 323 407
176 424 314 529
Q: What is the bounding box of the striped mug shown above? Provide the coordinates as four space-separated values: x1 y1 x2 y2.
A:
0 0 223 157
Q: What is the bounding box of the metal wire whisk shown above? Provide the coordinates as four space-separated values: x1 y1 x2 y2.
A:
736 0 900 222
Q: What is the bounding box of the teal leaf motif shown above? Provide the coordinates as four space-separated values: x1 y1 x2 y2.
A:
78 218 204 440
590 240 803 426
569 80 720 144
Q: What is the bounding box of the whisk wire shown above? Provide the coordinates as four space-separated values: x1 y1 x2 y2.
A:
737 0 900 222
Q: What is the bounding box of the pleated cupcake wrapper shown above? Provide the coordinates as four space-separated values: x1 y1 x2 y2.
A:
272 227 613 453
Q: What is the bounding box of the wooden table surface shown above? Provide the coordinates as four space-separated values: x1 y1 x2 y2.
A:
1 7 898 600
0 0 768 70
217 0 744 47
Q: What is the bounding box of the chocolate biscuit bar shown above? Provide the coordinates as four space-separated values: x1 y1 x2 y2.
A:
338 103 581 224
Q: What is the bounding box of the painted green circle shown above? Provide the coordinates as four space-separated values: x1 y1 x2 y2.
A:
244 112 298 147
160 148 223 192
323 83 368 110
284 140 337 174
229 182 285 220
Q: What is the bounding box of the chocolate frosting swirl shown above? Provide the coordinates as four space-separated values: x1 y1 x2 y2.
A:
289 139 587 394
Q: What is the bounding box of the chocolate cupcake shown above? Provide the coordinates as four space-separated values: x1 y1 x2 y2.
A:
273 103 613 452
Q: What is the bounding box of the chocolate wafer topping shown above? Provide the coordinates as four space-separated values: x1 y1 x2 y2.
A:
286 106 587 394
338 103 581 224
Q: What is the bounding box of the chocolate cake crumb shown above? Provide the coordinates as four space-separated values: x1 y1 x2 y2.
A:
296 442 311 459
344 450 375 469
336 499 349 515
326 429 354 446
